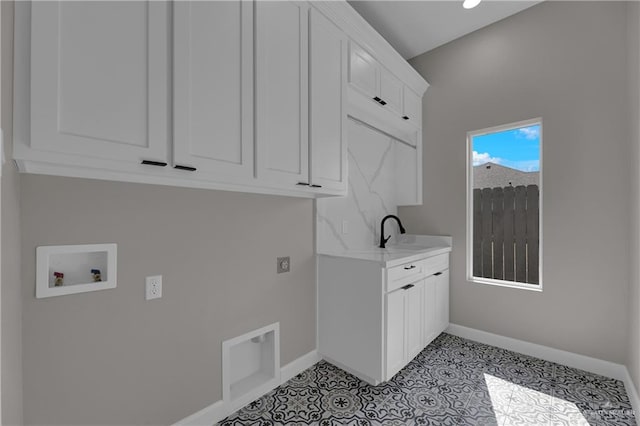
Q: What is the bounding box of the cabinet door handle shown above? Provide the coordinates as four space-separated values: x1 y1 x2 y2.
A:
434 272 443 276
296 182 309 186
402 284 415 290
373 96 382 103
379 99 387 106
402 116 409 120
404 265 416 270
174 165 197 172
141 160 167 167
310 184 322 188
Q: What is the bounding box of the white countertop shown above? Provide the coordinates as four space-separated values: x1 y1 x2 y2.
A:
317 235 452 268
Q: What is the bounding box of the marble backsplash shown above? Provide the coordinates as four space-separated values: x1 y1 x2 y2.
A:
316 119 402 252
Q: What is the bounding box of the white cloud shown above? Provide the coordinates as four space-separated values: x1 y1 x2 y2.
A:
517 126 540 140
473 151 501 166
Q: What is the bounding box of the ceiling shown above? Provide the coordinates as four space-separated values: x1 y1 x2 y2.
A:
348 1 542 59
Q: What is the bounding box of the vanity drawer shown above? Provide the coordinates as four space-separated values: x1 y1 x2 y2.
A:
386 260 425 292
423 254 449 276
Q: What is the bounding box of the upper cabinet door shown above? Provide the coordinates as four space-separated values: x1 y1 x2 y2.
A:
402 86 422 127
309 8 347 194
173 1 254 180
348 42 378 101
379 68 404 116
255 1 309 188
30 1 169 163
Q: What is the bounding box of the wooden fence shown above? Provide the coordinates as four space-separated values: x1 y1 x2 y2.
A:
473 185 539 284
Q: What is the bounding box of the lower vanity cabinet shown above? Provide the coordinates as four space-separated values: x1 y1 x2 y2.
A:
318 251 450 385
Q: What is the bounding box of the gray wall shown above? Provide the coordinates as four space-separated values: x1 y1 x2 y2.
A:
20 176 316 425
403 1 630 363
2 1 24 424
628 1 640 398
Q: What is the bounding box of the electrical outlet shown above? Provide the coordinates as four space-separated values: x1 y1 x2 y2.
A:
342 220 349 235
145 275 162 300
277 257 290 274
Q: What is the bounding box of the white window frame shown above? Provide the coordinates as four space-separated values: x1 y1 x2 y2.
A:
466 118 543 292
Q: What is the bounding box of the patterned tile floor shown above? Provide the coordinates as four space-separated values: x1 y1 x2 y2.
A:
219 333 636 425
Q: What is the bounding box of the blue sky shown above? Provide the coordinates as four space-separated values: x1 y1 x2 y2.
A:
472 124 541 172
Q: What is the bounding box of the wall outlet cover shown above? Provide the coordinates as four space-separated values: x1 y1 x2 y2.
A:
145 275 162 300
277 257 290 274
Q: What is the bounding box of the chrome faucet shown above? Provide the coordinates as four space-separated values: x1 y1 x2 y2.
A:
379 215 406 248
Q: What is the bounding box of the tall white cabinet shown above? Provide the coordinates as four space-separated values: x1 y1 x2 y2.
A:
28 1 169 164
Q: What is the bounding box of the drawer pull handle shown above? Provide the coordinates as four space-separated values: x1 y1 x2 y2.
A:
379 99 387 106
404 265 416 270
434 272 443 276
310 184 323 188
373 96 382 103
402 115 409 120
174 165 197 172
297 182 310 186
141 160 167 167
402 284 415 290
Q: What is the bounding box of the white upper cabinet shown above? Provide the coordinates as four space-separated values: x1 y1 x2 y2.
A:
350 41 406 112
16 1 425 199
348 40 424 130
173 1 254 180
29 1 169 164
255 1 309 189
256 3 347 195
309 8 348 194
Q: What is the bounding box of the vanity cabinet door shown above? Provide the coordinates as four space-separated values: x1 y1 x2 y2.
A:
385 288 407 380
435 269 450 334
29 1 169 164
173 0 254 180
405 281 424 360
423 275 438 346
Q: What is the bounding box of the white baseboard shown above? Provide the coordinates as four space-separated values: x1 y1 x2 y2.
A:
173 349 321 426
446 323 640 415
623 368 640 420
280 349 322 384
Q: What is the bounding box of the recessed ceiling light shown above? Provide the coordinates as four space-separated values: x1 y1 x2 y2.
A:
463 0 482 9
